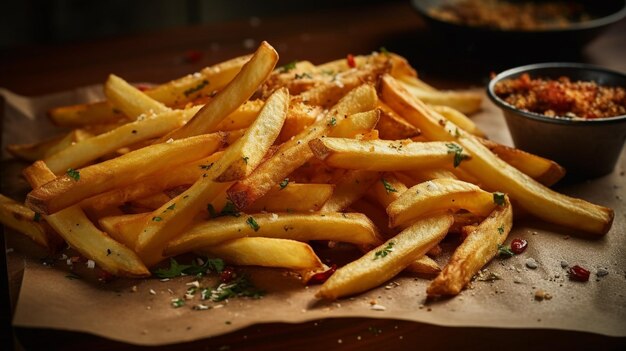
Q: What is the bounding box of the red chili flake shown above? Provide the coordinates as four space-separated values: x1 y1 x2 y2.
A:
184 50 204 64
97 270 114 283
135 83 152 92
346 54 356 68
220 266 236 283
307 264 337 285
510 238 528 254
569 265 590 282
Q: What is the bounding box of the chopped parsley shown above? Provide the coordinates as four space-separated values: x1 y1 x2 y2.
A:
199 163 214 170
374 242 395 260
379 46 390 56
294 72 312 79
153 257 225 278
246 216 260 232
33 212 41 222
220 201 240 217
65 273 81 280
106 248 112 256
280 60 298 73
445 143 468 168
152 216 162 222
493 192 506 206
497 244 514 258
454 127 461 138
279 178 290 190
207 204 218 218
381 178 398 194
183 79 208 97
166 203 176 211
327 117 337 127
171 298 185 308
205 275 264 302
242 156 249 164
497 225 505 235
66 168 80 181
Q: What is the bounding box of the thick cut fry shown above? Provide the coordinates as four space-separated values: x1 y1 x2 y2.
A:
7 129 92 162
98 213 148 248
477 138 565 186
249 183 334 212
317 214 454 300
405 256 441 275
400 81 482 115
320 170 381 212
387 179 496 228
44 106 202 175
136 87 287 266
276 103 322 142
429 104 485 137
131 193 171 210
228 84 378 210
165 41 278 140
104 74 170 118
401 168 458 184
0 194 62 251
196 237 324 270
165 212 382 257
212 99 264 132
330 109 380 138
26 133 224 215
48 102 126 127
377 102 421 140
427 197 513 296
309 138 467 171
215 88 289 182
370 173 409 209
381 74 613 235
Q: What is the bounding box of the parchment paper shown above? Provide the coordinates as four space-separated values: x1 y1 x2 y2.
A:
2 87 625 345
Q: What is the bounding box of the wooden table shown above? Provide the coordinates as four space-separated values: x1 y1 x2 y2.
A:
1 2 625 350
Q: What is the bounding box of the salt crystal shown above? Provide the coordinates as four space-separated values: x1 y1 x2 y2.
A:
371 304 386 311
86 260 95 269
525 258 538 269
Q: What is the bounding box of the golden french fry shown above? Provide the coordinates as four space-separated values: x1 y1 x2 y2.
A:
400 168 458 184
387 178 496 228
249 183 334 212
48 101 127 127
381 74 613 235
131 193 171 211
369 172 409 209
104 74 170 118
477 138 566 186
317 213 454 300
376 102 421 140
26 133 224 215
400 81 482 115
429 104 485 137
329 109 380 138
165 41 279 140
6 129 93 162
196 237 324 271
228 84 378 210
320 170 381 212
98 213 148 248
136 86 288 266
165 212 382 257
276 103 322 142
427 196 513 296
43 106 202 175
212 99 264 132
0 194 62 251
309 138 468 171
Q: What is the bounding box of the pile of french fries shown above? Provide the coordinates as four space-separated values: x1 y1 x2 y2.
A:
1 41 614 299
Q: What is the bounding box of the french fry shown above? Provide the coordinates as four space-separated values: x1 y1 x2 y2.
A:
196 237 324 271
48 102 127 127
376 102 421 140
477 138 566 186
427 196 513 296
248 183 334 212
399 81 482 115
387 178 496 228
309 138 468 171
131 193 171 211
104 74 170 118
400 168 458 184
43 106 202 175
6 129 93 162
276 103 322 142
329 109 380 138
228 84 378 210
370 173 409 209
212 99 264 132
381 74 613 235
165 212 382 257
98 213 148 248
135 87 288 266
320 170 381 212
165 41 279 140
317 213 454 299
429 104 485 137
26 133 225 215
0 194 62 251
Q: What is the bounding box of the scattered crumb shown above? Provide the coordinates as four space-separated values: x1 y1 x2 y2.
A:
535 289 552 301
149 289 157 295
131 285 138 292
525 258 538 269
513 276 523 284
561 260 569 268
597 268 609 277
370 304 386 311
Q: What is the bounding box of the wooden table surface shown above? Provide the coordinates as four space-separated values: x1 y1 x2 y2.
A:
1 1 626 350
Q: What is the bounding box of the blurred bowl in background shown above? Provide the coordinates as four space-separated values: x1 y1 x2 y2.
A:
487 62 626 179
412 0 626 52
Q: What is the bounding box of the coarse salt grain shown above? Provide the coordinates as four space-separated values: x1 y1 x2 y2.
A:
371 304 386 311
86 260 95 269
149 289 157 295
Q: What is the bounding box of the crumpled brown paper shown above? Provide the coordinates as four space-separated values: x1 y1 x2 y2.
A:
2 87 625 345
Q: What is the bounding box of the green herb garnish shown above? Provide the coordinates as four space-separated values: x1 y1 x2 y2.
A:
374 242 395 260
66 168 80 181
379 46 390 56
327 117 337 127
171 298 185 308
33 212 41 222
497 225 505 235
246 216 260 232
166 203 176 211
199 163 214 170
220 201 240 217
497 244 514 258
279 178 290 190
183 79 208 97
294 72 312 79
153 257 225 278
280 61 298 73
207 204 218 218
381 178 397 194
206 275 264 302
445 143 467 168
152 216 162 222
493 192 506 206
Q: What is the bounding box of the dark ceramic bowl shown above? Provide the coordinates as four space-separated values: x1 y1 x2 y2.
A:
411 0 626 51
487 63 626 178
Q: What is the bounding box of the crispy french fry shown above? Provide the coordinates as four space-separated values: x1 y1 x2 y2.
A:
6 129 93 162
26 133 225 215
276 103 322 142
400 168 458 184
370 173 409 209
131 193 171 211
165 41 279 140
387 179 496 228
43 106 202 175
98 213 148 248
165 212 382 257
477 138 566 186
381 74 613 235
228 84 378 210
212 99 264 132
330 109 380 138
429 104 485 137
48 101 127 127
249 183 334 212
0 194 62 251
376 102 421 140
427 197 513 296
135 87 288 266
196 237 324 270
309 138 467 171
317 213 454 299
399 81 482 115
104 74 170 118
320 170 381 212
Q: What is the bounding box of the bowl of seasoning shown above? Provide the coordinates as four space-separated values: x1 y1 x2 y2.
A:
487 62 626 178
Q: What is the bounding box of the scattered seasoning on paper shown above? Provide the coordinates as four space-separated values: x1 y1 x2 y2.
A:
525 258 538 269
